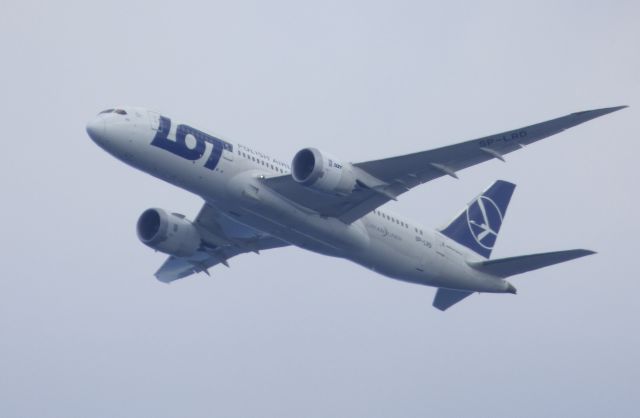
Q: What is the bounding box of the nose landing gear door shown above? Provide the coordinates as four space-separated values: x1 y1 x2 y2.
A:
148 111 161 131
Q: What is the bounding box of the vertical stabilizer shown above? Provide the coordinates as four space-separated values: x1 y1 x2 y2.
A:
439 180 516 258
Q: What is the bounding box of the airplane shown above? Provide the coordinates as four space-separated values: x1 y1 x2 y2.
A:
86 105 626 310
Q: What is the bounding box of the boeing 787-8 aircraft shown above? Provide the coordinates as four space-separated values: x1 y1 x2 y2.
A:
86 106 625 310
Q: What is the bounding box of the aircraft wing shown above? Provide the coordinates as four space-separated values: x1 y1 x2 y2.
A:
263 106 625 223
155 203 289 283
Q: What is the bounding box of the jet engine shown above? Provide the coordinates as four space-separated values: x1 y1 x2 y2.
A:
291 148 357 196
136 208 201 257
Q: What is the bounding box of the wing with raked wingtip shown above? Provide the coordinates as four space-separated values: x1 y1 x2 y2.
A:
263 106 626 224
155 203 289 283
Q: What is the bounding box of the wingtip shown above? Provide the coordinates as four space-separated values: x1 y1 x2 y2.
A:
572 249 597 258
432 303 448 312
604 105 628 113
573 105 628 118
155 272 175 283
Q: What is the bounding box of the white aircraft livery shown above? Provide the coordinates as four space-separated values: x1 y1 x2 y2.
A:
86 105 625 310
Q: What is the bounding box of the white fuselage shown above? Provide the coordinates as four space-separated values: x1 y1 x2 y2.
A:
88 107 511 294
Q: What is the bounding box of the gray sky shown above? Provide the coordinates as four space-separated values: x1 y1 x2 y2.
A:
1 1 639 417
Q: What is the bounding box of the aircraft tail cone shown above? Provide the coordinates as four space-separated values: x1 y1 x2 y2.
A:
506 282 517 294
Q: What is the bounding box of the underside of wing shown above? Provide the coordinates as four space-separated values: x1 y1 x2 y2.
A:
262 174 390 222
263 106 626 223
155 248 240 283
155 203 289 283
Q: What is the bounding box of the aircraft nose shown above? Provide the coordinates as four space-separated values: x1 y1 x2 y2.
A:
86 117 105 143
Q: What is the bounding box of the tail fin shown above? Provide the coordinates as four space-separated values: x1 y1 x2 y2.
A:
468 249 595 278
439 180 516 258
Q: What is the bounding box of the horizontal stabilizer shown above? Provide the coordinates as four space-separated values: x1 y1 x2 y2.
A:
433 288 474 311
468 249 595 278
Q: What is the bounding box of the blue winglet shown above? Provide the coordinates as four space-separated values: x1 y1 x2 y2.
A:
439 180 516 258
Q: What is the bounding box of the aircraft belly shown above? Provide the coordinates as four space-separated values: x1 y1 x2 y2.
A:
206 173 371 258
346 231 438 287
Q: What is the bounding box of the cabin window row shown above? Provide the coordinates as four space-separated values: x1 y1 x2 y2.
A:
372 209 423 234
237 150 288 174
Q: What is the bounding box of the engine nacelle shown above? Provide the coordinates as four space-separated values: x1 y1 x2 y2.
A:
136 208 201 257
291 148 357 196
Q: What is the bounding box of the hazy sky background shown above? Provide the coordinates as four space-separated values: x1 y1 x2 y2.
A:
1 1 639 417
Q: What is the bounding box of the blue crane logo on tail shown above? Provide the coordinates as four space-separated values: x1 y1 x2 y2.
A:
440 180 515 258
465 195 504 250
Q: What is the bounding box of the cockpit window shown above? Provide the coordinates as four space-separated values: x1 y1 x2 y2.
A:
98 108 127 115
